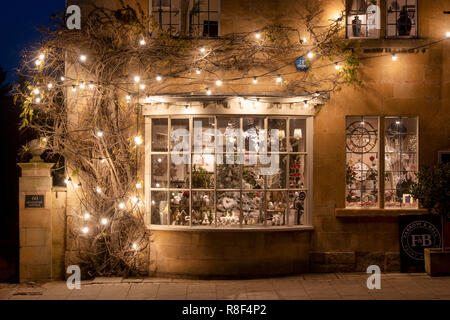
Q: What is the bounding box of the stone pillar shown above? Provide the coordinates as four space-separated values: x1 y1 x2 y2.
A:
18 162 54 282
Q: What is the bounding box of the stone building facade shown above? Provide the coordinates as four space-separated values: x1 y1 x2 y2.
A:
18 0 450 280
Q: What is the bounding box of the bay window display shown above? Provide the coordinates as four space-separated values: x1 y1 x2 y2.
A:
384 117 418 208
346 116 379 208
346 0 381 39
148 116 310 228
386 0 417 38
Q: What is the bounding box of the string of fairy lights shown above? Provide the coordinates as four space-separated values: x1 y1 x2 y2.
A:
28 24 450 242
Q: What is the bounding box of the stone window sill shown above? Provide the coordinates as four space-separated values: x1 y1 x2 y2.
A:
148 225 314 232
335 208 428 218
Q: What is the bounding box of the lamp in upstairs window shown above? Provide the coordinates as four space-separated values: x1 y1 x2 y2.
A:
294 129 303 140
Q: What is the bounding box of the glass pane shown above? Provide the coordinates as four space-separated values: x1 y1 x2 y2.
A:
193 118 215 154
385 117 418 208
265 154 288 189
169 191 190 226
151 191 168 225
191 191 215 226
346 0 381 39
243 155 264 190
289 154 306 189
152 118 168 152
289 119 306 153
170 155 189 188
152 155 168 188
386 0 417 37
266 191 287 226
218 162 241 189
242 192 264 226
345 116 379 208
268 118 287 152
192 154 214 189
288 191 307 225
243 117 265 152
217 117 240 153
217 192 241 227
170 118 190 151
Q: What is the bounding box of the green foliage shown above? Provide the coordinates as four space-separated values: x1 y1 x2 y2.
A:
192 166 212 188
409 163 450 218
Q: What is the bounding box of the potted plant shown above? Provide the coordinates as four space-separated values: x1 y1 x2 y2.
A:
410 162 450 276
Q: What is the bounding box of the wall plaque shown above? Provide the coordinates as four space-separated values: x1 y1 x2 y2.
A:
25 195 45 208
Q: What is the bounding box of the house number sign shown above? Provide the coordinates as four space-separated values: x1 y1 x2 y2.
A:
25 195 45 208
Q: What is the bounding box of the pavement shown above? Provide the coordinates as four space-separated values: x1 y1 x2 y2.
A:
1 273 450 300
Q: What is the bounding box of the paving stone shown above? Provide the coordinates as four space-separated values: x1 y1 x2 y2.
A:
127 283 159 300
97 284 131 300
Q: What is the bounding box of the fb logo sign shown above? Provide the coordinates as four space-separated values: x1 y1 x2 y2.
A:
66 5 81 30
366 265 381 290
66 265 81 290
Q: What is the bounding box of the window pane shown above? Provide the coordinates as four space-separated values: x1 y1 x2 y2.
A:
289 119 306 153
243 117 265 152
152 118 168 152
346 0 381 39
268 118 287 152
151 191 168 225
288 191 307 225
169 191 190 226
193 117 215 153
386 0 417 38
171 119 190 151
217 117 240 153
152 155 168 188
242 192 264 226
266 191 287 226
384 117 418 208
217 192 241 227
218 161 241 189
289 154 306 189
192 154 214 189
170 156 189 188
243 156 264 190
192 191 215 226
265 154 288 189
345 116 379 208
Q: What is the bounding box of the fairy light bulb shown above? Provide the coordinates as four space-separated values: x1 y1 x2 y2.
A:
79 82 86 89
253 77 258 84
446 32 450 38
64 177 71 185
89 82 94 89
132 243 138 250
33 88 40 95
131 196 139 204
42 137 48 143
276 75 282 83
134 136 143 145
139 39 146 46
255 33 261 39
35 98 41 103
134 76 140 83
206 88 212 95
82 227 89 234
136 183 142 189
200 47 206 53
307 51 314 59
156 75 162 81
97 131 103 137
47 83 53 89
335 62 340 70
119 202 125 209
39 54 45 60
392 53 397 61
101 218 108 225
84 213 91 220
96 187 102 193
304 100 309 109
140 84 146 90
196 69 201 75
35 60 42 66
80 55 87 62
72 85 77 92
215 80 222 86
302 38 307 43
60 76 65 81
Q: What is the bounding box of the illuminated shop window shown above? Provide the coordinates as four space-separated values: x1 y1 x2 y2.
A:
386 0 418 38
148 116 310 228
346 116 379 208
384 117 418 208
151 0 220 37
346 0 381 39
345 116 419 209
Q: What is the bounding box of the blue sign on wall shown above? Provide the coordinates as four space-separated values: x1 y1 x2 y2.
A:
295 56 308 71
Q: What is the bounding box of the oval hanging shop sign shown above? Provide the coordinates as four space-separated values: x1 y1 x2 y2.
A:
294 56 308 71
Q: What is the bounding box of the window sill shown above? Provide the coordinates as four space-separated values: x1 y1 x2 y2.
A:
148 225 314 232
335 208 428 218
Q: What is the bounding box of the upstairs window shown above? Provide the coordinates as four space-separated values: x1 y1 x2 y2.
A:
386 0 418 38
151 0 220 38
346 0 381 39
